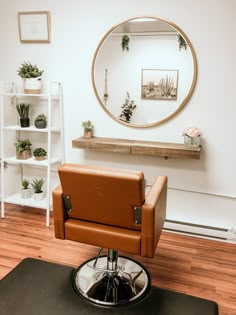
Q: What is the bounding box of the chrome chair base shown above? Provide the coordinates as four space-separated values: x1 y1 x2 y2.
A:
73 254 151 306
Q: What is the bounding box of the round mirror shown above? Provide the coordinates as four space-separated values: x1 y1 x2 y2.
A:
92 16 197 128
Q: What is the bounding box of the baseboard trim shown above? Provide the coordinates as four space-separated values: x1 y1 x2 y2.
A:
164 219 236 242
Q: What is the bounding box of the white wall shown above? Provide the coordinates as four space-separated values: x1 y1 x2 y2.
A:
0 0 236 234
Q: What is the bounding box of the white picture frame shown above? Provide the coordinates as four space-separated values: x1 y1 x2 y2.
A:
18 11 51 43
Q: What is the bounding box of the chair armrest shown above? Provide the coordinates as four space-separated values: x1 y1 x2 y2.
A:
52 185 67 239
141 176 167 258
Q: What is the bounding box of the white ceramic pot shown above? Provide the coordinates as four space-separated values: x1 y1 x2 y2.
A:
24 77 42 94
33 192 44 201
21 188 32 199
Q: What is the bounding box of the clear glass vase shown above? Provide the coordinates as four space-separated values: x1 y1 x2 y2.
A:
184 135 200 148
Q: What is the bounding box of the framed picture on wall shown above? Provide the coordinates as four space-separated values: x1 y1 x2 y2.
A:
18 11 51 43
141 69 178 100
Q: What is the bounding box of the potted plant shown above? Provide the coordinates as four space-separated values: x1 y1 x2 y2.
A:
21 179 32 199
15 138 32 160
31 178 45 201
182 127 202 148
17 61 44 94
119 92 136 123
33 147 47 160
16 103 31 127
81 120 94 138
34 114 47 129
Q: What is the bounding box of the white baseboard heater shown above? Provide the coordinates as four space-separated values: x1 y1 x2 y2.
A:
164 219 236 242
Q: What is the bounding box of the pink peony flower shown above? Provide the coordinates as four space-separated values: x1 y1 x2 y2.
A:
182 127 202 137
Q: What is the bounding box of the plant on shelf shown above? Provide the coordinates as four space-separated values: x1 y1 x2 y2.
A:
34 114 47 129
33 147 47 160
119 92 136 123
17 61 44 94
182 126 202 148
17 61 44 78
15 138 32 160
21 179 31 199
81 120 94 139
22 179 30 189
16 103 31 127
31 178 45 201
121 34 130 52
31 178 45 193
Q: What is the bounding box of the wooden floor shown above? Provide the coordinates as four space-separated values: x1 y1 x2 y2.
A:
0 205 235 315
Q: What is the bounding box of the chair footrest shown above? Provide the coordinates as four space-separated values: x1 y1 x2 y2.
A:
73 255 151 306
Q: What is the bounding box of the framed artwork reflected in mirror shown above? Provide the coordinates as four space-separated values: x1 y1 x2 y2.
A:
141 69 178 100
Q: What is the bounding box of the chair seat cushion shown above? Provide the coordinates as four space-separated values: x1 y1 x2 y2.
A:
65 219 141 255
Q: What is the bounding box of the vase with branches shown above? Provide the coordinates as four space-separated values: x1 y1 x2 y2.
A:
119 92 136 123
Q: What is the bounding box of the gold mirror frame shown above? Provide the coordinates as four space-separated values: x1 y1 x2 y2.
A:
92 16 198 128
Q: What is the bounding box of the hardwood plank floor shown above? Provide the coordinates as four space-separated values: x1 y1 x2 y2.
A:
0 204 235 315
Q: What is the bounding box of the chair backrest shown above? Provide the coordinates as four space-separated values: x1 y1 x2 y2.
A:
58 164 145 230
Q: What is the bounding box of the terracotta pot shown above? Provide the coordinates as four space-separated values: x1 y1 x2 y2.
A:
34 156 46 161
84 130 93 139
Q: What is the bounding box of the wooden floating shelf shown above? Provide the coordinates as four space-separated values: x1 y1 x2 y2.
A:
72 136 201 160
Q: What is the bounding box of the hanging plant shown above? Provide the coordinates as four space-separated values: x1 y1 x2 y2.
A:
121 35 130 52
104 69 108 104
178 34 187 51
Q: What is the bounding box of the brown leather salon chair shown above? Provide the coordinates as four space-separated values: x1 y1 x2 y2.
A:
52 163 167 306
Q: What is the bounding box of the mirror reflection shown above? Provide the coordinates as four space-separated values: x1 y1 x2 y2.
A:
92 17 197 128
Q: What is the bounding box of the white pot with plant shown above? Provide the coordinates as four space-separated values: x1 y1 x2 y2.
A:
21 179 32 199
182 127 202 148
82 120 94 138
31 178 45 201
33 147 47 161
17 61 44 94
